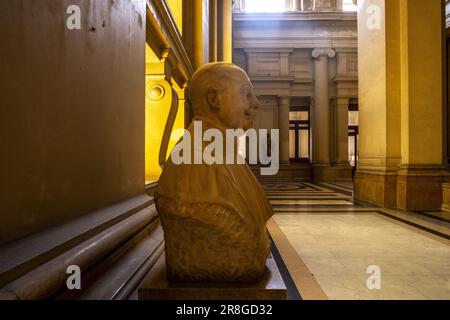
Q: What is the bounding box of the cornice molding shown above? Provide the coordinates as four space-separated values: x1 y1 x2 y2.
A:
244 48 295 54
249 76 313 85
233 11 357 22
234 39 357 50
250 76 296 82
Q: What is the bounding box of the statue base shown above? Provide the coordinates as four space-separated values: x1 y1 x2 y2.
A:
138 254 287 300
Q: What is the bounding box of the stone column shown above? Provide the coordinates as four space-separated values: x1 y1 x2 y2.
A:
192 0 204 69
354 0 401 208
209 0 218 62
278 96 291 163
218 0 232 62
182 0 204 69
285 0 295 11
355 0 447 211
396 0 447 211
299 0 315 11
311 48 334 180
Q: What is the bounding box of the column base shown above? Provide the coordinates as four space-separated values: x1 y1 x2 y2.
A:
355 166 450 211
397 166 449 211
278 162 312 180
354 171 398 208
312 163 353 182
249 162 312 181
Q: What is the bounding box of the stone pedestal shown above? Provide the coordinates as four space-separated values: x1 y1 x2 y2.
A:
354 171 399 208
139 254 287 300
250 162 312 181
276 162 312 180
355 167 449 211
313 164 353 182
396 166 449 211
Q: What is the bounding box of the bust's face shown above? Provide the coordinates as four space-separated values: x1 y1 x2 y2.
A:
217 69 260 130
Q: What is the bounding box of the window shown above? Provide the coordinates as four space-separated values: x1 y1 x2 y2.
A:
348 126 359 167
289 109 310 162
348 99 359 168
343 0 358 12
244 0 286 13
348 110 359 126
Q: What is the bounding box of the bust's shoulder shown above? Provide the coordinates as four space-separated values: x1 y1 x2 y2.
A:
156 162 237 202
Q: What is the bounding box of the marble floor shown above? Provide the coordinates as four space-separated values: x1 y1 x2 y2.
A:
262 179 450 300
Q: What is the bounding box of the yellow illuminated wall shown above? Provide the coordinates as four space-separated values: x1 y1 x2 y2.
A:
166 0 183 35
145 43 185 183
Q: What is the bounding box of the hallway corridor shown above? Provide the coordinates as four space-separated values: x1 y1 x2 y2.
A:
262 179 450 300
1 0 449 304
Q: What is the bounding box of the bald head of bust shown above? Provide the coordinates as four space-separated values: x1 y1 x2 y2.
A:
188 63 260 130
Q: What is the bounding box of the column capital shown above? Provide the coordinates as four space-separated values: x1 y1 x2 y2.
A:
312 48 336 59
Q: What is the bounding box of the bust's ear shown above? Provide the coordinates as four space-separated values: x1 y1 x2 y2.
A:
206 89 220 110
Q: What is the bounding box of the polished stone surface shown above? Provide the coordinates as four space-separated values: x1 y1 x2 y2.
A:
263 178 450 300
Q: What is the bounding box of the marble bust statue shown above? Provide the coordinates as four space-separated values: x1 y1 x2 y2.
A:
155 63 274 283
